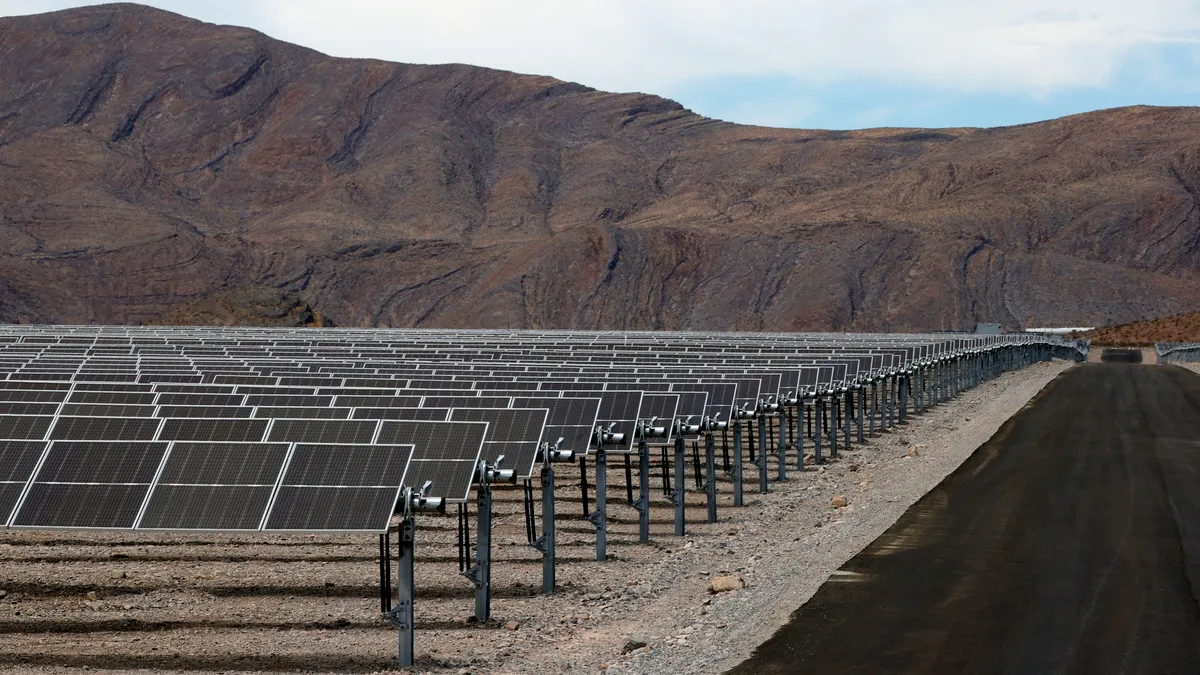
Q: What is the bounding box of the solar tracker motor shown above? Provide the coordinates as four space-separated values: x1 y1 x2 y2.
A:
734 404 756 420
699 414 726 433
637 417 668 439
406 481 445 515
539 438 574 463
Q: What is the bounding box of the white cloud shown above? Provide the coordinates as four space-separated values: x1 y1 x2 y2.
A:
5 0 1200 98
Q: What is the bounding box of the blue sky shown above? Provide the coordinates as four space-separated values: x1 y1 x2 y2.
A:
5 0 1200 130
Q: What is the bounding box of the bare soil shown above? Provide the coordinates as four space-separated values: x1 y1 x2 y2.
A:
0 361 1071 674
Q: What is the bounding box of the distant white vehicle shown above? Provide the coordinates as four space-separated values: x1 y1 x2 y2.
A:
1025 327 1095 335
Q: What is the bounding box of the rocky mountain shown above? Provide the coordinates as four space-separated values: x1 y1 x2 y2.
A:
3 3 1200 330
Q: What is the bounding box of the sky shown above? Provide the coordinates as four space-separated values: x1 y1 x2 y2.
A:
4 0 1200 130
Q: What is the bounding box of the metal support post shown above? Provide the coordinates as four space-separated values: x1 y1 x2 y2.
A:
843 391 852 448
536 463 556 594
870 382 878 435
794 405 805 469
393 513 415 666
733 421 745 506
757 414 769 493
636 438 650 543
777 411 788 481
830 396 838 458
705 431 717 523
472 476 493 620
814 398 824 463
673 434 686 535
856 387 864 443
899 375 908 423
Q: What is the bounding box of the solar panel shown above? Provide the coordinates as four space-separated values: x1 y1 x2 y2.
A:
636 393 679 446
49 416 162 441
0 390 68 403
253 406 352 419
0 440 47 526
156 405 253 419
69 391 157 405
138 442 290 530
266 419 379 444
158 418 269 443
376 420 487 502
156 393 245 406
512 396 601 455
449 408 548 479
0 402 59 416
11 441 169 528
263 443 413 532
352 407 451 421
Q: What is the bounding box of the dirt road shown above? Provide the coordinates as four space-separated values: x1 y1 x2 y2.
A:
731 364 1200 674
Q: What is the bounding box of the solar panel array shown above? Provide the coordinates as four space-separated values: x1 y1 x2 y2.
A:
0 325 1085 534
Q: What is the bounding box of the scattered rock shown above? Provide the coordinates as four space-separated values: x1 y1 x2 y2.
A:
709 575 745 593
86 591 97 601
504 620 520 631
906 447 920 458
0 589 7 599
830 495 849 508
622 638 648 654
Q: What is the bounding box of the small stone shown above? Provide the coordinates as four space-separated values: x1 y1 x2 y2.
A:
504 620 520 631
830 495 849 508
457 669 471 675
906 447 920 458
0 589 7 599
709 575 745 593
86 591 97 601
621 638 648 654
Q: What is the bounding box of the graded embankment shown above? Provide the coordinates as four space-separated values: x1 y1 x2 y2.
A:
731 364 1200 674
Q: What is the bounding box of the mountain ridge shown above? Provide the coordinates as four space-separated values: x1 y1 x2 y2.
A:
2 3 1200 330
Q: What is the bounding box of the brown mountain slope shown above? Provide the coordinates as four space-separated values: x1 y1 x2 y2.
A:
4 4 1200 329
1073 310 1200 347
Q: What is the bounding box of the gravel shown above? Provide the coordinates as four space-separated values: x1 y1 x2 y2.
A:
0 360 1072 675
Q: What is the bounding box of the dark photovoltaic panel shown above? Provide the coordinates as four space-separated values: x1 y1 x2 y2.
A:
11 441 169 528
449 408 548 479
49 417 161 441
138 442 290 530
376 420 487 502
252 406 352 419
0 402 59 416
634 394 679 447
69 391 157 405
423 396 513 409
671 391 709 437
245 395 333 407
158 418 269 443
266 419 379 444
512 396 601 455
157 405 253 419
0 390 67 403
336 395 426 408
156 393 245 406
0 440 47 526
263 443 413 531
352 407 450 421
592 391 643 452
60 403 157 417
